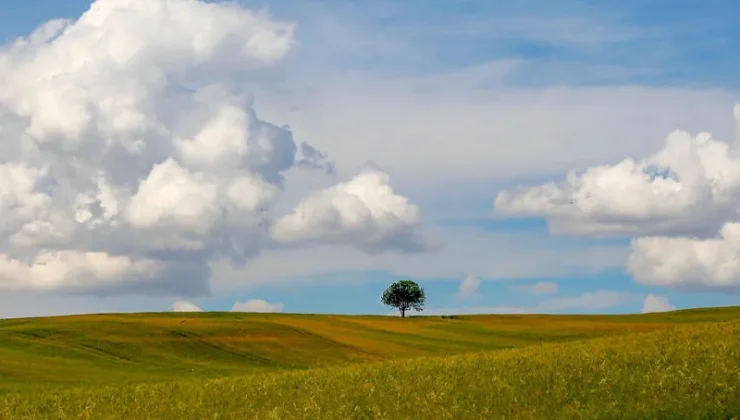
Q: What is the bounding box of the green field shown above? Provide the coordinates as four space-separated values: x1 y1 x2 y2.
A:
1 306 739 418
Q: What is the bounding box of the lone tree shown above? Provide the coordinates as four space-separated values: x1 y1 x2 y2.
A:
381 280 426 318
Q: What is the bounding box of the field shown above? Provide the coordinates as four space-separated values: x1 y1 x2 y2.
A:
0 306 739 418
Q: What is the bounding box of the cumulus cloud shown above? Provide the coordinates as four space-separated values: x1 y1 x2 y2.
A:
0 251 209 296
271 169 432 253
172 300 203 312
494 106 740 237
0 0 297 295
628 223 740 291
641 294 675 313
458 274 480 298
495 105 740 292
0 0 425 297
231 299 283 313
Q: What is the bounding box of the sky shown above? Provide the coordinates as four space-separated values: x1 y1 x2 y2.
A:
0 0 738 318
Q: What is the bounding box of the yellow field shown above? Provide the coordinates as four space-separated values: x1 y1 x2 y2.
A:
1 318 738 419
0 306 739 418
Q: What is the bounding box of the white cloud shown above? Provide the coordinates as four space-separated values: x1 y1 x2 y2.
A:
494 105 740 293
494 108 740 237
629 223 740 291
231 299 283 313
0 0 294 295
458 274 480 298
517 281 559 295
172 300 203 312
271 169 432 253
0 251 208 295
641 294 675 313
0 0 424 297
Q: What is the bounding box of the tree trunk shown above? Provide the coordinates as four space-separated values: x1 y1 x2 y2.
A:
401 308 406 318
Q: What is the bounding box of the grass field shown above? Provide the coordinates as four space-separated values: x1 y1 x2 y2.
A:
0 306 739 418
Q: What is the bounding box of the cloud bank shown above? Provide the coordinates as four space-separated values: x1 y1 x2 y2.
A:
171 298 284 313
0 0 428 297
172 300 203 312
495 105 740 292
641 294 675 313
231 299 284 313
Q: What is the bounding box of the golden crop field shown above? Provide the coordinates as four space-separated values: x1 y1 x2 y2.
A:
0 306 738 418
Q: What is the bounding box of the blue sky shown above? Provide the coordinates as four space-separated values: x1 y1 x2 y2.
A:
3 0 739 90
0 0 738 318
6 0 738 87
242 0 740 87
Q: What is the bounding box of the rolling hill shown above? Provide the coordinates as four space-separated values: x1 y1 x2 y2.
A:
1 311 738 419
0 306 738 393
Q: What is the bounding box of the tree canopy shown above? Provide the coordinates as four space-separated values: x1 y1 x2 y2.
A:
381 280 426 318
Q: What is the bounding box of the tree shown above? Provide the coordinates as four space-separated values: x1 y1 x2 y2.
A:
381 280 426 318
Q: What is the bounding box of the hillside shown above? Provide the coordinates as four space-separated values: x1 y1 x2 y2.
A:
2 317 738 419
1 306 739 392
